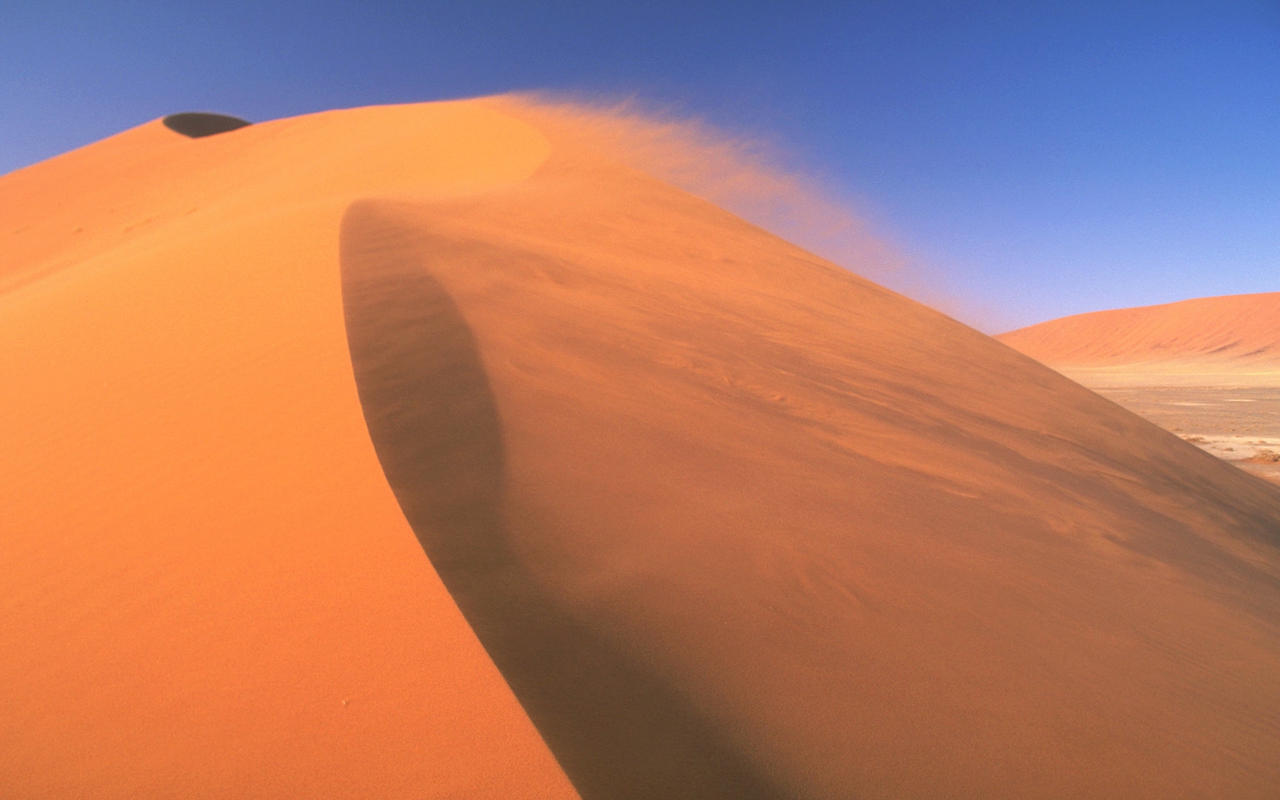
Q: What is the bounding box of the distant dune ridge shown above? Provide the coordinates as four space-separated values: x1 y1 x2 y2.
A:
998 292 1280 385
3 97 1280 799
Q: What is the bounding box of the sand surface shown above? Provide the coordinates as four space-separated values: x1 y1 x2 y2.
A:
4 97 1280 799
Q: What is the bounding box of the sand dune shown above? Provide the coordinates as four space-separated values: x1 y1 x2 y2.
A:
998 293 1280 386
4 97 1280 799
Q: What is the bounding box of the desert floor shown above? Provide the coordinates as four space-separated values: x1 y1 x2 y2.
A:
1085 384 1280 485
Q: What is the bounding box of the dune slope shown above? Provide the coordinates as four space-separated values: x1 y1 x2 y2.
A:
4 97 1280 799
340 98 1280 798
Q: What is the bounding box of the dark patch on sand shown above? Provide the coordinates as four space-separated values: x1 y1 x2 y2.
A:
338 200 787 800
162 112 251 138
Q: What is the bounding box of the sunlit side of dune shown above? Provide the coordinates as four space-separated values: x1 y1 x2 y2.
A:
0 101 577 799
3 97 1280 799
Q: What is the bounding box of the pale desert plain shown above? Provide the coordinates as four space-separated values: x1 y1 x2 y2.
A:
1000 293 1280 486
3 97 1280 799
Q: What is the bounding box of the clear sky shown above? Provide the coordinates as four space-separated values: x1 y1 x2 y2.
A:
5 1 1277 331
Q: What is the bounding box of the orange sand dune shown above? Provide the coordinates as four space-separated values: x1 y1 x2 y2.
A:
1 101 575 799
4 97 1280 799
998 293 1280 386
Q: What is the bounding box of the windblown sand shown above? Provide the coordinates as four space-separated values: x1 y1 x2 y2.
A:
3 97 1280 799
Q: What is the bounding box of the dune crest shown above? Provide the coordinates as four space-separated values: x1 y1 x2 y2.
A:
494 93 908 285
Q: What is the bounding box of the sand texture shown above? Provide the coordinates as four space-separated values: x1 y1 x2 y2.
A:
4 97 1280 799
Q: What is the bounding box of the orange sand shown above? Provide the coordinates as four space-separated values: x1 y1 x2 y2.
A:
4 98 1280 799
1 102 575 798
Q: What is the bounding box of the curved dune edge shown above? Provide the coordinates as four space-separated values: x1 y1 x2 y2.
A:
161 112 252 138
0 98 552 294
340 201 784 799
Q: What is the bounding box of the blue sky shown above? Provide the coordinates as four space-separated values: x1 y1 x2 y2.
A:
4 1 1277 330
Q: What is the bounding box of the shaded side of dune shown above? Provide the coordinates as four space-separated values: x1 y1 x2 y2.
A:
339 200 786 800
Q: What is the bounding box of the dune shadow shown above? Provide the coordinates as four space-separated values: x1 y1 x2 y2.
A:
162 112 251 138
339 200 788 799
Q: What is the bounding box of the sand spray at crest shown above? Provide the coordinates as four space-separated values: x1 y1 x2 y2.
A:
491 91 975 325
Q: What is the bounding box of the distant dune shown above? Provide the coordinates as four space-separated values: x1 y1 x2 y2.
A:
998 293 1280 385
3 97 1280 799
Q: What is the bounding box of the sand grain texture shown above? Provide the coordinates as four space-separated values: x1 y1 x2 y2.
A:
4 97 1280 799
